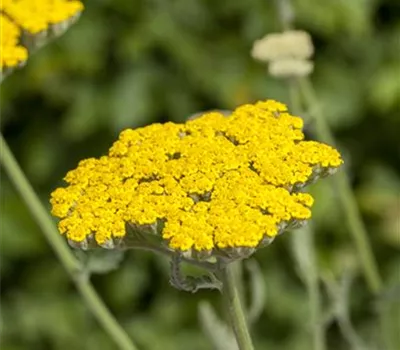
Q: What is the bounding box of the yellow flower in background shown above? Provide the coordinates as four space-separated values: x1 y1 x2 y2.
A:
0 0 84 72
50 100 343 261
0 14 27 68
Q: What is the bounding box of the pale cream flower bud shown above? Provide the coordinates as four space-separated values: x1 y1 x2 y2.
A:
251 30 314 62
268 58 314 77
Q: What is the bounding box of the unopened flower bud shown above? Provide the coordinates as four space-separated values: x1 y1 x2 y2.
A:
268 58 314 78
251 30 314 63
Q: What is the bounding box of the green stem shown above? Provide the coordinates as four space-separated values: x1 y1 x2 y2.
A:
0 133 138 350
379 301 397 350
288 78 302 114
231 260 246 309
220 264 254 350
305 228 326 350
297 77 383 294
288 81 326 350
275 0 381 293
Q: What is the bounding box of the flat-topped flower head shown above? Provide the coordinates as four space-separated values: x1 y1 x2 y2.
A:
50 100 342 262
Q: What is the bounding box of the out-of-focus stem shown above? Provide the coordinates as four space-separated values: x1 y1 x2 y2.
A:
276 0 382 294
0 133 139 350
303 227 326 350
297 77 383 294
288 81 326 350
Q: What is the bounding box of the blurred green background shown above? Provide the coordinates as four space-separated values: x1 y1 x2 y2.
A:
1 0 399 349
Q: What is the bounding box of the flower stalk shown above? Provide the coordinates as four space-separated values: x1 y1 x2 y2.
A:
297 77 383 294
220 264 255 350
0 133 138 350
273 0 382 296
288 80 326 350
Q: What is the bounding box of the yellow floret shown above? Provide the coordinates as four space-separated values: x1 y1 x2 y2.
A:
2 0 84 34
0 14 28 68
1 1 84 73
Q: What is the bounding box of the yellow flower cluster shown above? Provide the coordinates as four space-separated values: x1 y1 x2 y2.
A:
51 100 343 254
0 14 27 68
0 0 83 70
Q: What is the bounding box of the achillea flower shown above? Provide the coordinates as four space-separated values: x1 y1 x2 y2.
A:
0 0 83 74
50 100 342 263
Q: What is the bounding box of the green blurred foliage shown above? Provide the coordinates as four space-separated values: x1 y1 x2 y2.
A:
1 0 399 349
